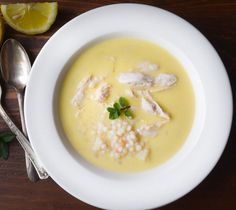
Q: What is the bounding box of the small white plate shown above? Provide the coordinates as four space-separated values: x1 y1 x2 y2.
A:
25 4 232 210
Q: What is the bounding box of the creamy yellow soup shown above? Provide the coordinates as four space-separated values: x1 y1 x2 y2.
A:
59 38 195 173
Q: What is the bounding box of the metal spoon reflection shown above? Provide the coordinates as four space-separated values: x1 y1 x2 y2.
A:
0 39 48 180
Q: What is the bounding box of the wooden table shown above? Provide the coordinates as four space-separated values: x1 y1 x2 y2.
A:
0 1 235 210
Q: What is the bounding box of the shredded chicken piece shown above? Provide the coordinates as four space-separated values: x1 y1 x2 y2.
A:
71 75 93 107
154 73 177 91
88 76 104 88
71 75 105 107
118 72 177 92
137 120 169 138
95 83 111 102
140 91 170 120
137 61 159 72
118 72 153 87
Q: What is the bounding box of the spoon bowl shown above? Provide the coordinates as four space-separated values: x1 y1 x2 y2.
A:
0 39 30 91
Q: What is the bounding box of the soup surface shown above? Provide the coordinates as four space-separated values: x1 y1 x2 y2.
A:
59 38 195 173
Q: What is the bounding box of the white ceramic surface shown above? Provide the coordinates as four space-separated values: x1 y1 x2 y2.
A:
25 4 232 210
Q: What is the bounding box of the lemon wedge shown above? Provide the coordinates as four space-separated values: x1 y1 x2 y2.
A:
1 2 58 35
0 16 4 44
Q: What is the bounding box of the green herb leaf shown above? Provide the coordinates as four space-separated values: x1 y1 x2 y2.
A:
107 106 120 120
0 132 15 160
119 97 129 107
107 97 134 120
113 102 121 111
0 142 2 158
107 107 115 113
124 109 133 119
109 109 120 120
1 142 9 160
0 132 15 143
0 141 9 160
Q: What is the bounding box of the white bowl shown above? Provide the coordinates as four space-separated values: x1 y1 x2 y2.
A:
25 4 232 210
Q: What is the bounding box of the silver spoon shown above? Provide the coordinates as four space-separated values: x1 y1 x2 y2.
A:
0 39 46 181
0 84 48 179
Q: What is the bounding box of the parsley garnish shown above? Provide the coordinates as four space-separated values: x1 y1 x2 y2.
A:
107 97 133 120
0 132 15 160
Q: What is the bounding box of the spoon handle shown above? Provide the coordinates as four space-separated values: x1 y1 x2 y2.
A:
17 91 39 182
0 104 49 179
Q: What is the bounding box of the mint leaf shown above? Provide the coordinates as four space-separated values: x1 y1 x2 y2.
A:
119 97 129 107
0 132 15 160
0 142 2 158
124 109 133 119
108 106 120 120
107 97 134 120
1 142 9 160
113 102 121 111
109 109 120 120
107 107 115 113
0 132 15 143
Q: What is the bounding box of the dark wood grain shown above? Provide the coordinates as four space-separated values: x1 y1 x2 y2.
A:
0 1 235 210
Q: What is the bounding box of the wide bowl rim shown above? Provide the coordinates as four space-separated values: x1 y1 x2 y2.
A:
25 3 233 210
